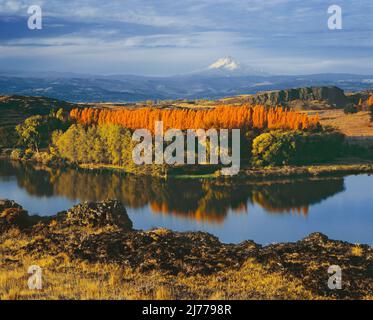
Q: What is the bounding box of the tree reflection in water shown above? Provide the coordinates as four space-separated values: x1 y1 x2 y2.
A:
0 160 345 223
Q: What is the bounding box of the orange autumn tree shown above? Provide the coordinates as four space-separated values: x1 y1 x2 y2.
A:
367 96 373 107
69 105 319 133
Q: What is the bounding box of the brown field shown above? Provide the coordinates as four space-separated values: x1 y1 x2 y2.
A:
315 110 373 137
305 109 373 146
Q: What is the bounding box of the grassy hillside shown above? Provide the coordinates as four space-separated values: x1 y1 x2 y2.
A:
307 109 373 143
0 95 76 127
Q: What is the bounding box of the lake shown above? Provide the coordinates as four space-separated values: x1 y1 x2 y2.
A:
0 159 372 245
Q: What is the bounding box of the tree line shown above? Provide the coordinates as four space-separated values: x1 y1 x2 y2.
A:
69 105 320 133
11 104 351 174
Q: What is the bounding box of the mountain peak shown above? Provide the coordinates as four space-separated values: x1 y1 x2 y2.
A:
208 57 239 71
205 57 269 76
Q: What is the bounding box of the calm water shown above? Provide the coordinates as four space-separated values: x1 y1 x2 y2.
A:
0 159 372 245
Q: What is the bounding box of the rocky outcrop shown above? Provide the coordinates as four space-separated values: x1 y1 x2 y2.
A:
61 230 259 275
0 200 36 232
246 86 350 108
56 200 132 231
1 199 372 299
0 199 132 233
0 199 22 211
257 233 373 299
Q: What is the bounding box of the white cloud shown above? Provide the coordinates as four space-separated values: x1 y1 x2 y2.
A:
0 0 372 75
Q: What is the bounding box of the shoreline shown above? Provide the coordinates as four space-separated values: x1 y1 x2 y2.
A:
2 152 373 180
1 199 372 300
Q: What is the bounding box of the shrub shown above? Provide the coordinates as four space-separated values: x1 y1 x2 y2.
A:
10 149 24 160
344 105 358 114
23 148 34 160
32 151 57 165
252 131 298 166
351 245 363 257
296 130 345 163
252 130 345 166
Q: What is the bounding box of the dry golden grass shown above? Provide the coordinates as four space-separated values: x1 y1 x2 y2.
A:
1 228 373 300
2 225 371 300
0 250 320 300
351 245 364 257
308 109 373 140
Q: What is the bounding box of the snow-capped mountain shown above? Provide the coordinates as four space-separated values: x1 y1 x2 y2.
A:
208 57 239 71
204 56 269 76
0 57 372 102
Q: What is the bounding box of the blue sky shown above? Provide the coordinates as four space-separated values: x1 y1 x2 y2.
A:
0 0 372 75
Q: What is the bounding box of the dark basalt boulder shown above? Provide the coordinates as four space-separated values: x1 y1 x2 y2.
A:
257 232 373 299
0 199 22 211
56 200 133 231
1 199 133 233
0 200 32 231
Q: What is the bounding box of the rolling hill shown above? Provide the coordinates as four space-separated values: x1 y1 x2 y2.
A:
0 95 76 127
1 58 372 103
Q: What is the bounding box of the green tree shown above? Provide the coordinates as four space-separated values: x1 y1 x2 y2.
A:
52 124 81 162
52 124 135 166
252 131 298 166
99 125 123 164
16 112 68 152
252 130 344 166
16 116 49 152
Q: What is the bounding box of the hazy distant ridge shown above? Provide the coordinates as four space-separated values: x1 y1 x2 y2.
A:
0 58 372 102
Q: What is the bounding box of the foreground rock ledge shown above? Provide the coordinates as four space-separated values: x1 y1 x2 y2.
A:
0 199 372 299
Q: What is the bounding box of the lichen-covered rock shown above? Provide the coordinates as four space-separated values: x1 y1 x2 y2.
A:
57 200 132 231
0 199 22 212
0 208 30 229
257 233 373 299
0 200 31 231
